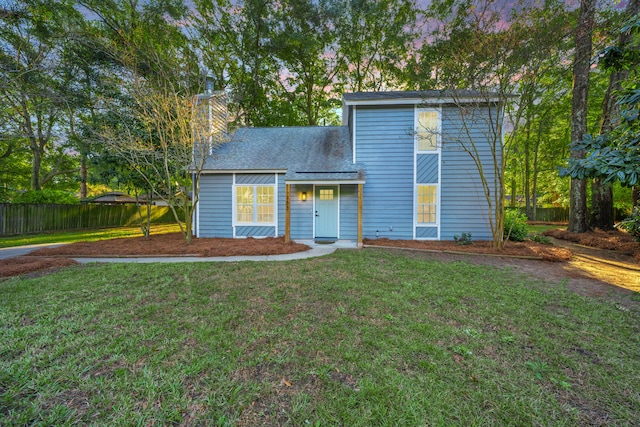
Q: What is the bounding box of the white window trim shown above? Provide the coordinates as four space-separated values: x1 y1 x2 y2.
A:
415 106 442 153
352 105 357 163
414 183 441 240
414 106 442 240
232 175 277 229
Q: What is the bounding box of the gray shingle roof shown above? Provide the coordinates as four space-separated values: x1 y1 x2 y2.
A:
203 126 366 182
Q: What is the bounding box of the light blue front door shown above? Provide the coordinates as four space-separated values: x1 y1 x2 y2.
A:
315 186 338 238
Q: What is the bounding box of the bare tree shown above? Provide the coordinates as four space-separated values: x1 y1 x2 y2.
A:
98 80 227 243
442 91 515 249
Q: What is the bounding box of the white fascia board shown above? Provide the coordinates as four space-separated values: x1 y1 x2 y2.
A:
343 97 503 106
286 180 366 185
202 169 288 174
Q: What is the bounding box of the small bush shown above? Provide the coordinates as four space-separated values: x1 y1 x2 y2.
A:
529 233 552 244
11 189 79 205
504 209 528 242
616 206 640 241
454 232 473 245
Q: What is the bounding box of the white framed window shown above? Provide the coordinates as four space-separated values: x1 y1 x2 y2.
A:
416 108 441 152
417 185 438 224
235 185 275 224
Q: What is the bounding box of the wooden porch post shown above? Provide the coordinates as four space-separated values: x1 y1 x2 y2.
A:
285 183 291 243
357 183 363 248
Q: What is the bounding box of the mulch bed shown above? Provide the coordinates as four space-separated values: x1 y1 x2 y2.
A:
543 228 640 260
364 238 572 262
3 229 636 279
26 233 310 258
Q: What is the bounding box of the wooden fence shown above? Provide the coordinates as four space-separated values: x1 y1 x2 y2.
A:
517 207 569 222
516 207 630 223
0 204 176 236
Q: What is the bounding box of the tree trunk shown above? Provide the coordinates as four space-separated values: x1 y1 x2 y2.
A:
30 147 42 191
80 154 88 199
591 0 639 229
568 0 595 233
532 135 541 222
510 171 516 208
591 179 614 229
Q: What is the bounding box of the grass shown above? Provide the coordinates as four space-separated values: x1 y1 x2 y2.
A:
0 224 180 248
1 248 639 426
527 223 566 234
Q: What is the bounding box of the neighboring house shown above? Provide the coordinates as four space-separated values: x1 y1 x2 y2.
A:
194 91 504 245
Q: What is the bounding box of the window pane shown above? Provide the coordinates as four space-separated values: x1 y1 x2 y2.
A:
417 110 438 151
236 186 253 204
319 189 334 200
236 205 253 223
257 205 274 223
418 111 438 131
257 186 273 204
417 185 437 224
418 133 436 151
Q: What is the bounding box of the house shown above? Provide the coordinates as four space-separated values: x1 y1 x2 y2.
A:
194 91 504 245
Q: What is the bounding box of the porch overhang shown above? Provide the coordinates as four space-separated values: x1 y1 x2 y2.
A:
284 177 365 248
284 169 366 184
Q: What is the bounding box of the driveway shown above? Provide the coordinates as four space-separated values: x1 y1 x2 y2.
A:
0 244 66 260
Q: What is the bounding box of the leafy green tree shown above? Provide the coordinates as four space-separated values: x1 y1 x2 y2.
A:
589 0 639 229
563 87 640 186
77 0 217 242
0 0 83 190
331 0 420 92
194 0 286 127
567 0 596 233
12 189 78 204
269 0 341 126
562 4 639 208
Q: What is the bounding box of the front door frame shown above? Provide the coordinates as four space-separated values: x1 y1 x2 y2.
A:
313 184 340 239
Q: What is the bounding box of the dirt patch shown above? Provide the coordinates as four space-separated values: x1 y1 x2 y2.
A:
364 238 572 262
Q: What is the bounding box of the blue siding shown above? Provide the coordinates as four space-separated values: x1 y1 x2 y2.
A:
416 226 438 239
198 102 500 243
291 184 313 239
236 226 275 237
355 106 415 239
440 106 499 240
198 174 233 238
416 154 439 184
339 184 358 240
236 174 275 184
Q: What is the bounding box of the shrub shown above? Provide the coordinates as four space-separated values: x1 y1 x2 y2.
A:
11 189 79 205
454 232 473 245
529 232 552 244
616 207 640 241
504 209 528 242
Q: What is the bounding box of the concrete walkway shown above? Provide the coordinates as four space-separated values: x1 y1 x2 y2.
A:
0 240 358 263
0 243 67 260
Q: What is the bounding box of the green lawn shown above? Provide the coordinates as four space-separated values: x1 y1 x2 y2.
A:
1 249 638 426
0 224 180 248
527 223 566 234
